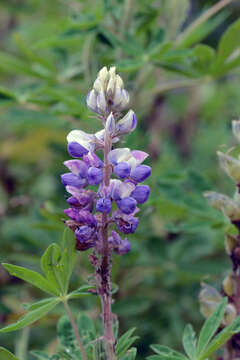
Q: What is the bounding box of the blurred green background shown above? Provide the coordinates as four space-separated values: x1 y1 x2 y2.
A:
1 0 240 358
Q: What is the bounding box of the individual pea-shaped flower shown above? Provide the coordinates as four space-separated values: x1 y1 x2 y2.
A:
114 162 131 179
61 160 89 188
116 110 137 135
116 197 137 215
96 198 112 213
113 210 139 234
130 165 152 183
131 185 150 204
109 231 131 255
88 167 103 185
110 180 137 214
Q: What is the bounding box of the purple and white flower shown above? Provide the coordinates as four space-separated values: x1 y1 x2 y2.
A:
61 66 151 253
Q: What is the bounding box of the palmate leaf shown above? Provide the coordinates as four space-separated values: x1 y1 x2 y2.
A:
0 347 19 360
196 297 227 357
0 298 59 333
2 263 59 296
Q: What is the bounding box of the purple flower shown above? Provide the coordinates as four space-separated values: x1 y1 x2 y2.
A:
67 196 80 206
114 213 139 234
116 197 137 214
68 142 89 157
88 167 103 185
130 165 151 183
96 198 112 213
83 152 103 168
61 173 86 188
66 187 95 209
64 207 81 222
109 231 131 255
64 159 88 178
75 232 96 251
75 225 95 241
114 162 131 179
116 110 137 135
131 185 150 204
77 210 97 227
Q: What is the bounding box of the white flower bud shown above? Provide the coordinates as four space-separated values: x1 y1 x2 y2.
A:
199 283 222 319
87 66 129 115
115 74 124 89
98 66 109 84
217 151 240 183
223 304 237 325
116 110 137 135
232 120 240 142
105 112 116 134
86 89 98 112
107 76 116 97
204 191 240 220
93 78 103 92
97 92 108 114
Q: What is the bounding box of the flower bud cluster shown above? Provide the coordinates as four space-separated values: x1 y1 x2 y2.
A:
201 119 240 330
204 120 240 224
87 66 129 116
199 283 236 326
61 67 151 255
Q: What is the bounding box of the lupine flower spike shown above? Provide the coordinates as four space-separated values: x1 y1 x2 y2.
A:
203 119 240 359
61 66 151 359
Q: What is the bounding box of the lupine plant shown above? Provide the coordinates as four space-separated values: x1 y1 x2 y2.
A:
61 66 151 359
0 67 151 360
2 1 240 358
2 68 240 360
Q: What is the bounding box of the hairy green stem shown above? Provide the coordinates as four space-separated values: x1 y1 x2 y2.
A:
63 300 88 360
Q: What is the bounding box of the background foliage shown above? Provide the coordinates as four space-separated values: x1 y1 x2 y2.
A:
1 0 240 358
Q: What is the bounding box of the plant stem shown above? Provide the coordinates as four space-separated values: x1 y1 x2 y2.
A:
99 131 116 360
178 0 234 44
63 300 88 360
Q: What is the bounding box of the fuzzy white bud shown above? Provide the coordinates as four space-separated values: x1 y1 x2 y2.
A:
217 151 240 183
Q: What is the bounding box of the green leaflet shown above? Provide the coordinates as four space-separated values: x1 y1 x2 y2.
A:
41 230 77 295
200 315 240 360
116 328 138 358
213 19 240 75
150 345 187 360
182 324 196 360
2 263 59 296
196 298 227 357
0 298 59 333
0 347 19 360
